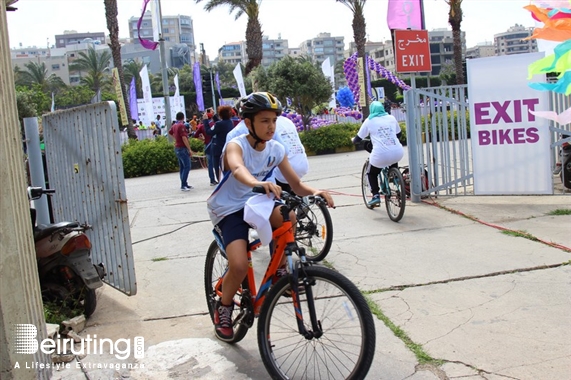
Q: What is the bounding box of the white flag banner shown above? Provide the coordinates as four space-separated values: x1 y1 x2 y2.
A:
139 64 155 126
51 92 55 112
150 0 161 43
173 73 182 112
321 58 336 109
233 64 247 98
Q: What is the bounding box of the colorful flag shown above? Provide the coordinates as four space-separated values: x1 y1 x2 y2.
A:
387 0 423 30
193 62 205 111
129 77 138 123
112 68 129 126
137 0 159 50
215 72 223 100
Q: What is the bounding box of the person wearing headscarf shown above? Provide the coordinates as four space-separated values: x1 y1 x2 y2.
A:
352 101 404 207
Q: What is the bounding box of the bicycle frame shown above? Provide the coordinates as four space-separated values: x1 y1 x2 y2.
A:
212 202 321 338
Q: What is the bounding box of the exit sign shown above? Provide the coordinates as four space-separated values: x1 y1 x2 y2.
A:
394 30 432 73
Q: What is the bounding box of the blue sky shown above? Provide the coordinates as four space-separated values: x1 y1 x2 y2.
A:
7 0 537 58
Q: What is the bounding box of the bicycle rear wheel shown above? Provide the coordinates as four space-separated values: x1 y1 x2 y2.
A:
295 199 333 262
257 266 376 380
361 159 375 210
384 167 406 222
204 240 251 344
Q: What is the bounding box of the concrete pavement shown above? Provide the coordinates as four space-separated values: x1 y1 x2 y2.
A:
50 150 571 380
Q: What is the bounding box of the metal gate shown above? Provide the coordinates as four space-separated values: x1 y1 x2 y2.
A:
42 102 136 295
404 85 570 202
404 84 472 202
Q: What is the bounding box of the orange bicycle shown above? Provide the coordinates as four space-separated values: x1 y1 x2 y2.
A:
204 188 376 379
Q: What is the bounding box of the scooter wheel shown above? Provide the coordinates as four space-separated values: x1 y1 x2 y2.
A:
83 288 97 318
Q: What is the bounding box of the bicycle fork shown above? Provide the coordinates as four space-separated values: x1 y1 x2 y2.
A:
287 245 323 340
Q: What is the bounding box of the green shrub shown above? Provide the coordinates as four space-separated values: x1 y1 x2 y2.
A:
189 137 205 153
399 122 407 146
122 136 178 178
300 123 359 153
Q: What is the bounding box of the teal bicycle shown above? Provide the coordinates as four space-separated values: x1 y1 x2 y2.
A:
361 157 406 222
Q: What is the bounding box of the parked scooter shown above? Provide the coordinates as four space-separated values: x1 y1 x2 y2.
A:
28 187 105 317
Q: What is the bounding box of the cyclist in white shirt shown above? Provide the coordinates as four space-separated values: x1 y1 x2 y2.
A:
353 101 404 207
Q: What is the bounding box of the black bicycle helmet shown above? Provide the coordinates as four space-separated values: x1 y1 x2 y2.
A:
240 92 282 118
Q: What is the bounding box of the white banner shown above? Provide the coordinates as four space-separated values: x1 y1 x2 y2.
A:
321 58 336 109
173 74 182 113
150 0 161 43
233 63 247 98
467 53 552 195
139 64 155 126
137 96 185 124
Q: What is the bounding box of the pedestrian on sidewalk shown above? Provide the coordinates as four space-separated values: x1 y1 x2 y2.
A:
169 111 196 191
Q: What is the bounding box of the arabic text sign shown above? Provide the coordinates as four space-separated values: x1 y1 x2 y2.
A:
467 53 552 195
394 30 432 73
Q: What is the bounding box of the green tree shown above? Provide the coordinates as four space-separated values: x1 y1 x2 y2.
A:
445 0 465 84
255 56 332 130
104 0 137 138
54 85 96 108
69 46 112 94
439 59 457 85
195 0 263 75
15 61 65 93
176 64 195 93
123 59 145 98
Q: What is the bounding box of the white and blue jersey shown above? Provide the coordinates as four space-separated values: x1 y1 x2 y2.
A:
207 134 286 225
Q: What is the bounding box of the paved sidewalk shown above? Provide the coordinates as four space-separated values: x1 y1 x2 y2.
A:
51 151 571 380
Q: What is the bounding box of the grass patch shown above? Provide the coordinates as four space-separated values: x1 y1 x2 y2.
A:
44 300 83 326
547 208 571 216
364 295 443 366
151 257 169 262
501 229 539 242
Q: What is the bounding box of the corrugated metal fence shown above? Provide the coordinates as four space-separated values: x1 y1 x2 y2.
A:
42 102 137 295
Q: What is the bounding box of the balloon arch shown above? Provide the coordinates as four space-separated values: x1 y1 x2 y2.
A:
343 52 410 105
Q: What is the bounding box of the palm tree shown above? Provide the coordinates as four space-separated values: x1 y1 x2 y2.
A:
104 0 137 138
445 0 465 84
123 60 144 98
16 61 65 92
336 0 368 115
69 46 112 95
195 0 263 75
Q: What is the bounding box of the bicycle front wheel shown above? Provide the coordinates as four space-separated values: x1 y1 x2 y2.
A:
295 199 333 262
384 167 406 222
257 266 376 380
361 159 375 210
204 240 250 344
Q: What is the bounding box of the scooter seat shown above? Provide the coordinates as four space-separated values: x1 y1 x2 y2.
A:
34 222 80 241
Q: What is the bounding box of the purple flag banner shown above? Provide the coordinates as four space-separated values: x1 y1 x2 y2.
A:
193 62 205 111
215 72 223 100
137 0 159 50
387 0 422 30
129 77 138 122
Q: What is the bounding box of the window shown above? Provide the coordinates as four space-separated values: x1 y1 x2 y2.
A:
51 64 60 70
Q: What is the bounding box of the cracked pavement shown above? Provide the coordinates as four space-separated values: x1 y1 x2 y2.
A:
52 150 570 380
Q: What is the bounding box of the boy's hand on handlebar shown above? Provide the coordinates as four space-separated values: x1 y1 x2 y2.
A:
257 181 282 199
314 190 335 208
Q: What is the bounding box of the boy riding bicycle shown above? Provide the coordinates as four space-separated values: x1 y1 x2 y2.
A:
353 101 404 207
206 92 334 342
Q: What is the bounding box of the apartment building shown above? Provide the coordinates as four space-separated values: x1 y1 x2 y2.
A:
466 42 496 59
129 11 196 65
494 24 537 56
55 31 105 48
217 41 246 66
